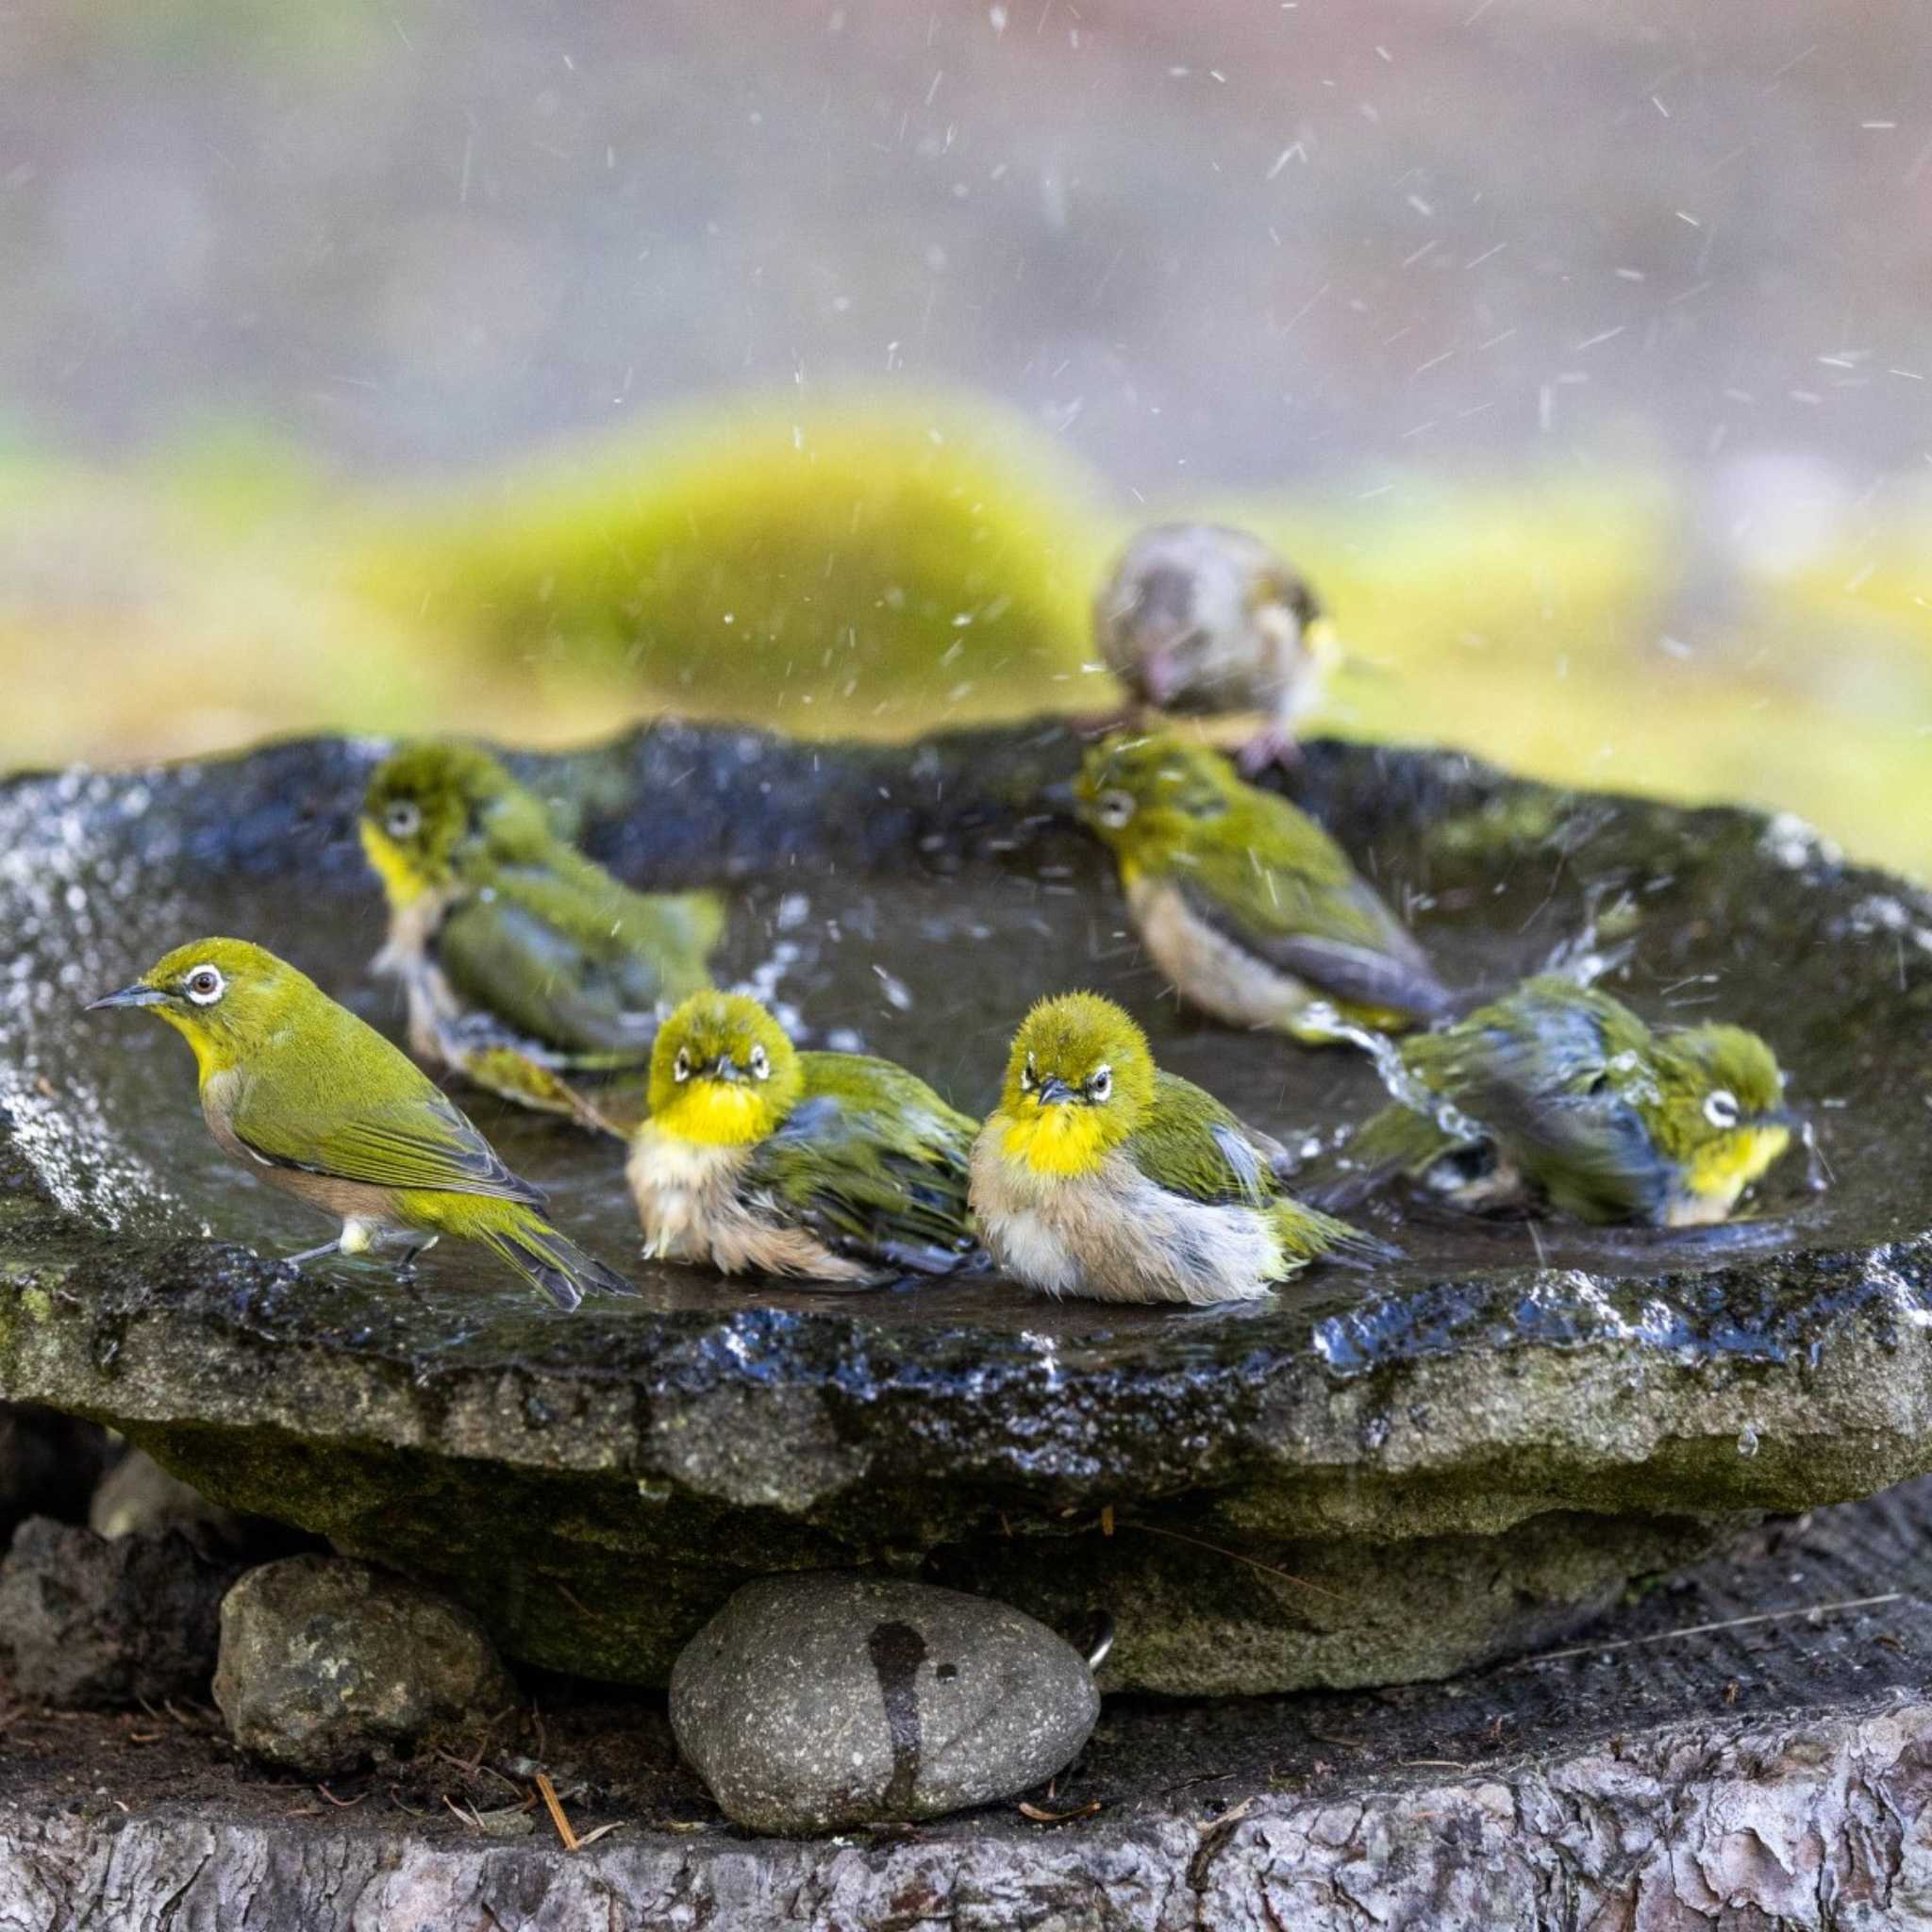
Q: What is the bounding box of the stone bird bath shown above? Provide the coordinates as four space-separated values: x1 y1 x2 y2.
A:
3 723 1930 1697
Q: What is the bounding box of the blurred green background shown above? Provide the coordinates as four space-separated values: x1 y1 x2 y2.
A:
4 0 1929 874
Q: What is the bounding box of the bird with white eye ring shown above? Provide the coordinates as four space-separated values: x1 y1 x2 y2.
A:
625 990 981 1286
358 740 724 1129
1326 974 1799 1228
1073 731 1452 1044
86 937 636 1307
971 991 1391 1307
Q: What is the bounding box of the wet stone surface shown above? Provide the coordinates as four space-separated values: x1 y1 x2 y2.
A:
1 721 1930 1692
671 1573 1100 1832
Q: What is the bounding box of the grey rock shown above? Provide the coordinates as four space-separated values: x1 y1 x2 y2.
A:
4 725 1932 1696
0 1514 235 1707
212 1555 516 1777
0 1403 112 1539
671 1572 1099 1832
89 1449 245 1547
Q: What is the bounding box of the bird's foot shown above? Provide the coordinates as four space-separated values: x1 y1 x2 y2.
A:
280 1239 342 1273
1235 726 1302 777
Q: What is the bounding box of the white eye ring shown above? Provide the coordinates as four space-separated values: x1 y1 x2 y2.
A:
1088 1065 1112 1102
749 1043 771 1080
385 801 422 839
673 1048 692 1083
184 965 225 1007
1096 790 1136 830
1019 1054 1037 1092
1704 1090 1740 1129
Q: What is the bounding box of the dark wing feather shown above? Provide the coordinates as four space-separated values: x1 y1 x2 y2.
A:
1174 873 1452 1021
745 1068 978 1274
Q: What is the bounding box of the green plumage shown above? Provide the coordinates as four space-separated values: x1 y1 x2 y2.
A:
88 938 633 1308
361 741 724 1124
1075 733 1449 1034
747 1051 979 1273
1128 1070 1388 1264
1341 974 1792 1226
435 859 720 1062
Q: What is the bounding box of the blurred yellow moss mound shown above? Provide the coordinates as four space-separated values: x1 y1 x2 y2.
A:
1208 479 1932 880
349 392 1112 734
3 393 1929 880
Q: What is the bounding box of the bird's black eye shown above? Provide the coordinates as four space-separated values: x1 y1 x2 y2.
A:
673 1048 692 1083
749 1044 771 1080
1088 1066 1113 1103
1019 1054 1037 1092
184 965 225 1007
1704 1090 1740 1129
1096 790 1136 830
385 800 422 840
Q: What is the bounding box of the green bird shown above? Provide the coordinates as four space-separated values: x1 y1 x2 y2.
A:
1074 732 1451 1044
625 991 980 1285
969 991 1387 1306
359 741 724 1129
87 938 633 1308
1337 974 1797 1227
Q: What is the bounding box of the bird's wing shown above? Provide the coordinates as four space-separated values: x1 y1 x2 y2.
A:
1410 991 1669 1222
229 1071 544 1207
1174 851 1451 1022
435 882 700 1060
1122 1072 1287 1207
744 1058 978 1274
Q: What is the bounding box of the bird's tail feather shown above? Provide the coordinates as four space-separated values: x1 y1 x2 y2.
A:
484 1215 637 1310
1285 1202 1404 1270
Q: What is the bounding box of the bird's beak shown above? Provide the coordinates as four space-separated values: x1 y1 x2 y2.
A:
708 1057 744 1084
86 983 166 1011
1035 1074 1075 1107
1040 779 1080 812
1756 1107 1803 1132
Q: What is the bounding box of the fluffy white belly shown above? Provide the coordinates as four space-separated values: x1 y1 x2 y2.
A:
1129 877 1314 1032
972 1131 1280 1307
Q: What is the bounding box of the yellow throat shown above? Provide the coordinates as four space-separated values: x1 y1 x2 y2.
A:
1685 1124 1791 1208
999 1104 1113 1179
358 820 426 908
653 1080 775 1148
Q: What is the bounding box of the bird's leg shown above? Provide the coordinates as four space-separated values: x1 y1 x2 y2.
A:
391 1235 440 1284
281 1239 342 1270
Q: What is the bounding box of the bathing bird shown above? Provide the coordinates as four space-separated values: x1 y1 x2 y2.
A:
1333 974 1796 1226
970 991 1389 1306
1074 732 1452 1044
359 741 723 1128
88 938 633 1307
626 991 980 1285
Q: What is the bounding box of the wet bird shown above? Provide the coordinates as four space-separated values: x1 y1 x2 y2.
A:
1093 522 1339 771
1336 974 1796 1227
87 939 633 1307
1074 732 1451 1044
970 991 1388 1306
626 991 980 1285
359 741 724 1128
